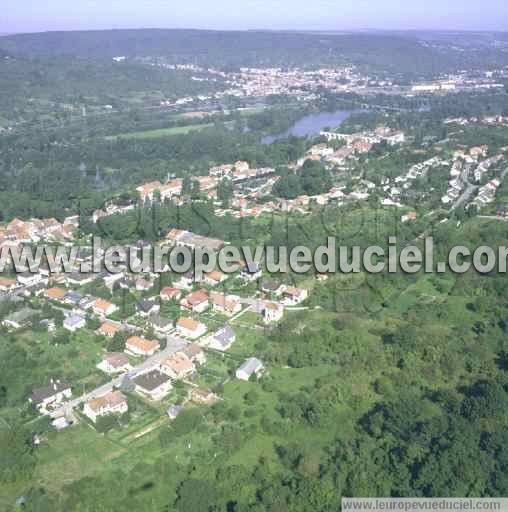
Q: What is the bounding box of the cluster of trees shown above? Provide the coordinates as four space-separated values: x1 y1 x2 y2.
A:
272 160 332 199
0 109 309 222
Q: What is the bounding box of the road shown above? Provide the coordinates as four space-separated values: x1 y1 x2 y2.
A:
449 164 508 213
449 163 478 212
49 335 188 419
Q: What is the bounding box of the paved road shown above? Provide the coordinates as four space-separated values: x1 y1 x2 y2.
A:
449 164 508 213
450 163 478 212
49 335 188 419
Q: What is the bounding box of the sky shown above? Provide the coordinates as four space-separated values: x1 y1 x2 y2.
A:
1 0 508 34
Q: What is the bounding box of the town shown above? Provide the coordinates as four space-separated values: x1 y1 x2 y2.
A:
1 24 508 511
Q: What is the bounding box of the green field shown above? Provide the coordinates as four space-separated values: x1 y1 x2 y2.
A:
105 123 214 140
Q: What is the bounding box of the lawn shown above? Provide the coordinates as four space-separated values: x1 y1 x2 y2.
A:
32 425 129 493
104 123 214 140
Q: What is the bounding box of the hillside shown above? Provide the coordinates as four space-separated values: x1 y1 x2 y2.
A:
0 28 496 77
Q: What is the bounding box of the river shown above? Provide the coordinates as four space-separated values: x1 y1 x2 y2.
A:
261 109 357 144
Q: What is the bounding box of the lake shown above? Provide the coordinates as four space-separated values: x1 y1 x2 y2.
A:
261 109 357 144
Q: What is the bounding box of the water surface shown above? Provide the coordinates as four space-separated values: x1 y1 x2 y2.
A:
262 109 356 144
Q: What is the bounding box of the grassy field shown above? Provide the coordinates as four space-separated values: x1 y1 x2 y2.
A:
32 425 129 492
104 123 214 140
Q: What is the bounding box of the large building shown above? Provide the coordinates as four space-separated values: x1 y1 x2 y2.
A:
166 229 225 251
136 179 183 202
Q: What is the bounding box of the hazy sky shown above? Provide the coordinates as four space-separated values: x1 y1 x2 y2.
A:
2 0 508 33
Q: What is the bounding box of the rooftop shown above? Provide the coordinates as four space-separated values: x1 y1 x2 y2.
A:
133 370 170 391
238 357 264 376
126 336 160 353
31 380 71 405
87 390 126 412
177 317 203 332
104 352 129 368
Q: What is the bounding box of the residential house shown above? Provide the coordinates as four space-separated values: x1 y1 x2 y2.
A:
0 277 17 291
160 286 182 302
137 299 160 317
83 391 128 423
239 263 262 281
23 281 47 298
63 291 83 307
236 358 264 381
160 353 195 380
234 160 250 174
29 380 72 413
282 287 308 306
308 143 334 157
97 321 121 338
262 302 284 324
40 318 56 332
17 272 44 287
51 416 70 431
93 298 118 317
178 343 207 365
203 270 226 287
135 278 153 292
125 336 160 357
3 308 37 329
190 387 217 405
401 211 417 223
205 325 236 351
44 287 67 302
63 314 86 332
167 405 184 420
148 314 173 335
65 272 96 287
209 163 234 177
261 280 284 297
97 352 131 374
180 290 209 313
103 272 125 290
210 292 242 316
173 271 195 290
195 176 218 191
78 295 97 312
176 317 207 339
133 370 172 400
497 203 508 218
470 145 488 158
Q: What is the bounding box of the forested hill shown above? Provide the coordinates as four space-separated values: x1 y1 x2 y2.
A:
0 29 501 76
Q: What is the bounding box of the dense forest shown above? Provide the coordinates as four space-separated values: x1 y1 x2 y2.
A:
0 55 222 118
2 29 508 76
